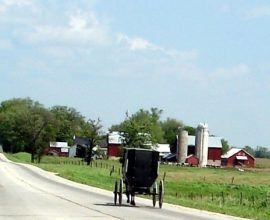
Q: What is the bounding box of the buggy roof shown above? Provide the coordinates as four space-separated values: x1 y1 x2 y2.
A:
124 148 158 152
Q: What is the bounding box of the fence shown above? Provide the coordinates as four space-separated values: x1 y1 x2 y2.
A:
40 158 270 210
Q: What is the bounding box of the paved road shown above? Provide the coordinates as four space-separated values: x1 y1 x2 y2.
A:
0 154 247 220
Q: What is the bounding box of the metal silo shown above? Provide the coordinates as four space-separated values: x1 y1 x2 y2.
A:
177 129 188 164
195 123 209 167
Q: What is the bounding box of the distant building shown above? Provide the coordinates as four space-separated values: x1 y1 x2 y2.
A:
45 142 70 157
186 135 222 166
185 154 199 166
107 132 171 158
107 132 123 157
221 148 255 168
155 144 170 158
69 137 90 158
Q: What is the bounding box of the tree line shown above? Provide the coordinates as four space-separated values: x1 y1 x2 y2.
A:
243 146 270 158
1 97 237 162
0 98 103 162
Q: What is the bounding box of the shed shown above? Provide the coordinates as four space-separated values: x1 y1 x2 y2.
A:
221 148 255 168
107 132 123 157
70 137 90 158
45 142 70 157
185 154 199 166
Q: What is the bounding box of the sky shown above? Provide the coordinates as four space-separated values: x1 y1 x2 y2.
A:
0 0 270 148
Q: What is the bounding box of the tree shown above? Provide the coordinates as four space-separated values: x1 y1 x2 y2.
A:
254 146 270 158
20 105 54 163
50 106 85 145
117 108 164 149
0 98 32 153
243 146 255 156
82 118 103 165
161 118 184 152
184 126 196 136
0 98 55 162
221 138 230 154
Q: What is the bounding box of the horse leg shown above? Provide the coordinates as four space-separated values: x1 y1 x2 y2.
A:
130 194 136 206
126 191 130 203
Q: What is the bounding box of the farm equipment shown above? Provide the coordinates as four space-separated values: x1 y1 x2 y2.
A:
113 148 164 208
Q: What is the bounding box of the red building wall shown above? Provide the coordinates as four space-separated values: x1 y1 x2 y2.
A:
107 144 121 157
185 155 199 166
44 147 69 157
226 150 255 168
208 148 222 160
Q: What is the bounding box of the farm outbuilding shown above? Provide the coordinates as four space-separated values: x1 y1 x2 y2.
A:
70 137 90 158
45 142 70 157
185 154 199 166
221 148 255 168
185 135 223 167
107 132 123 157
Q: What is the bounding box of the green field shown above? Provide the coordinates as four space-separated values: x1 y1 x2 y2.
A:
5 153 270 220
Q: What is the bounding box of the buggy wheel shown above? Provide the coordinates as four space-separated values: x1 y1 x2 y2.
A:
152 182 157 207
158 180 164 209
114 181 118 205
119 179 123 205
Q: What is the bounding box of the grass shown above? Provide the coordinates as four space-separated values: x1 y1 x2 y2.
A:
255 158 270 169
4 152 270 220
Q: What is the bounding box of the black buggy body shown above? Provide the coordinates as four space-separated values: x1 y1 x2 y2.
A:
113 148 164 208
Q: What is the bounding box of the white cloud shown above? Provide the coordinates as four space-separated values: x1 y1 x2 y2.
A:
117 34 160 51
165 49 198 62
245 5 270 19
25 10 108 44
0 0 33 13
214 63 250 78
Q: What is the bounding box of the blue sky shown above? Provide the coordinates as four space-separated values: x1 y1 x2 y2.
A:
0 0 270 148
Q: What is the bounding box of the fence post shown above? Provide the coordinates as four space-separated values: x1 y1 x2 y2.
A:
163 172 166 181
221 192 225 205
212 193 214 202
240 192 243 205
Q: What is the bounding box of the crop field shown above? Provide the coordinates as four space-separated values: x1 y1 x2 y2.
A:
5 153 270 220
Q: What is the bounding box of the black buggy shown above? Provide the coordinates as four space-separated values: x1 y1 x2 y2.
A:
113 148 164 208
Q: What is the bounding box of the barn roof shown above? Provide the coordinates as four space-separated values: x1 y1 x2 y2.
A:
188 136 222 148
221 148 241 158
108 132 123 144
221 148 255 159
74 137 90 147
155 144 170 153
50 142 69 148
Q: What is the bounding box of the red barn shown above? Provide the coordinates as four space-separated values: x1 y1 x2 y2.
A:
44 142 70 157
185 154 199 166
107 132 123 157
221 148 255 168
207 137 222 167
187 136 222 166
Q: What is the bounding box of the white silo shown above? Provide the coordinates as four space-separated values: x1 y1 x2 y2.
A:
195 123 209 167
177 129 188 164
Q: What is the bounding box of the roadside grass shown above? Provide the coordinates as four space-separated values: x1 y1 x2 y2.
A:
4 152 270 220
